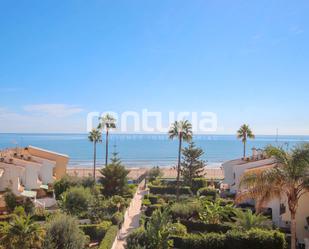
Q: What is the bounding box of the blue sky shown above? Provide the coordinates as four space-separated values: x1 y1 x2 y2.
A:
0 0 308 134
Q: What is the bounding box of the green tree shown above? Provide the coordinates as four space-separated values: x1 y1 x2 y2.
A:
60 186 93 217
199 199 234 224
181 142 206 187
88 128 102 180
99 152 129 196
237 144 309 249
148 166 163 182
98 114 116 166
230 209 271 230
237 124 255 159
0 208 44 249
43 213 88 249
168 120 193 200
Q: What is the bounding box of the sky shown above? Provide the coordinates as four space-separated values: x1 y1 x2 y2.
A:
0 0 309 135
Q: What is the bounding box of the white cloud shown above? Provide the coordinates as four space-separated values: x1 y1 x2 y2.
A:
23 104 84 117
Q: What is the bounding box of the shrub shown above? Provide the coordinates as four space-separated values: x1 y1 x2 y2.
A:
111 211 124 226
171 229 286 249
197 187 218 200
99 225 118 249
60 186 93 217
191 178 208 193
80 221 112 241
168 222 187 236
149 185 192 195
148 194 159 204
144 204 163 217
53 175 81 199
180 220 231 233
125 227 146 249
4 189 18 212
43 213 88 249
170 201 202 219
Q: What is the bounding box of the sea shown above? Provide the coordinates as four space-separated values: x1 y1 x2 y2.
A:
0 133 308 168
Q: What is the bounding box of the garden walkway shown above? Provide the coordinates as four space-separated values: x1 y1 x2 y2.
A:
111 181 147 249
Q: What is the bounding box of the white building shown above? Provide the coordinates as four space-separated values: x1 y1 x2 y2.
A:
0 146 69 210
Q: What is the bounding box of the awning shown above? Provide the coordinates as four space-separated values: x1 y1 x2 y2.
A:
20 190 37 198
40 184 49 190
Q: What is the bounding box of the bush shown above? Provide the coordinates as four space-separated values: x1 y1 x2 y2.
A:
149 185 192 195
53 175 81 199
111 211 124 226
80 221 112 241
60 186 93 217
125 227 146 249
170 201 202 220
191 178 208 193
144 204 163 217
197 187 218 200
99 225 118 249
43 213 88 249
180 220 231 233
172 229 286 249
168 222 187 236
4 189 18 212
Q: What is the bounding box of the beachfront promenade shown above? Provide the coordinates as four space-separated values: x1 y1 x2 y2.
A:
112 181 147 249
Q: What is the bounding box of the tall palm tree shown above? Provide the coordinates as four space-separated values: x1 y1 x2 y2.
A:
0 212 44 249
88 128 102 180
236 144 309 249
168 120 192 200
98 114 116 166
237 124 255 159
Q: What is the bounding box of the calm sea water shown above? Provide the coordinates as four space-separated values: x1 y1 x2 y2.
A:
0 133 308 168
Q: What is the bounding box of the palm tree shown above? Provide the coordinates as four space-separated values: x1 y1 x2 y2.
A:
0 212 44 249
237 124 255 159
236 144 309 249
230 209 271 230
88 128 102 180
98 114 116 166
168 120 192 200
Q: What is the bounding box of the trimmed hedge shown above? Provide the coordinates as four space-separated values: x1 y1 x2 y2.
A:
191 178 208 193
172 229 286 249
149 185 192 195
80 221 112 241
145 204 163 217
170 202 202 220
111 212 124 226
179 220 231 233
197 187 218 200
99 225 118 249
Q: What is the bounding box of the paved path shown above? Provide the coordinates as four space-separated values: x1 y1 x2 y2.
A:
112 182 147 249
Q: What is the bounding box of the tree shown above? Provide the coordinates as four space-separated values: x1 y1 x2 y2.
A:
43 213 88 249
88 128 102 180
98 114 116 166
4 189 18 212
0 208 44 249
60 186 93 217
181 142 206 187
236 144 309 249
199 199 234 224
237 124 255 159
168 120 193 200
230 209 271 230
99 152 129 197
148 166 163 182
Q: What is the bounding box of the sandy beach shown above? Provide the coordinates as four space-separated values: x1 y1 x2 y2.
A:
66 166 224 181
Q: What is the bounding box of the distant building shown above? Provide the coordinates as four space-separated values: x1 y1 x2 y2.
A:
222 148 309 245
0 146 69 210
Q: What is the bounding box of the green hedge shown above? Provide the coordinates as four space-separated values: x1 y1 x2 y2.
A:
111 212 124 226
172 229 286 249
145 204 163 217
197 187 218 200
170 202 202 220
179 220 231 233
99 225 118 249
191 178 208 193
149 185 192 195
80 221 112 241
